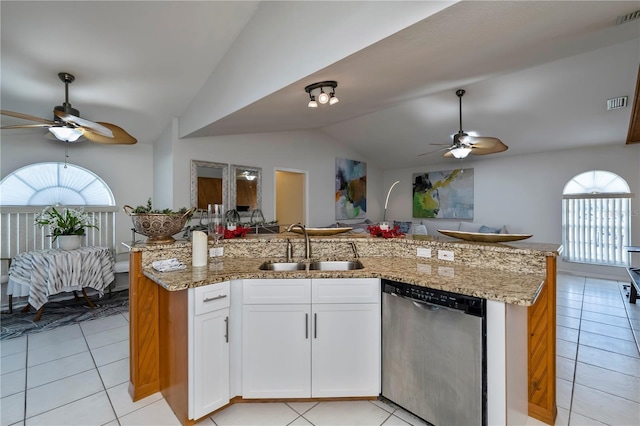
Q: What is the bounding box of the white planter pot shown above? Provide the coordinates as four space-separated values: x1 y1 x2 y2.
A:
57 235 82 250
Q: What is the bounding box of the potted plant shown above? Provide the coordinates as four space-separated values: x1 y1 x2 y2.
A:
123 198 195 244
35 206 98 250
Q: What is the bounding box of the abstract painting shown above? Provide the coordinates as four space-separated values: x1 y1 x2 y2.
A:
335 158 367 219
412 168 473 219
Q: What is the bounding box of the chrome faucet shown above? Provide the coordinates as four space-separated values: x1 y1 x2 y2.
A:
350 241 359 259
286 223 310 260
285 238 293 262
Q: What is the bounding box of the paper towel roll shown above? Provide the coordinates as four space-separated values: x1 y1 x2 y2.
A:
192 231 208 267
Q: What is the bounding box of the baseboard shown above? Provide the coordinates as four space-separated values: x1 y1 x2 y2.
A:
557 269 628 282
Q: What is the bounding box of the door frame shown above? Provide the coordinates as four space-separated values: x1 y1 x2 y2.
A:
274 167 309 226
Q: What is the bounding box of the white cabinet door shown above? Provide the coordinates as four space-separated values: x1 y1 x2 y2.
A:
242 304 311 398
193 307 230 419
311 303 381 397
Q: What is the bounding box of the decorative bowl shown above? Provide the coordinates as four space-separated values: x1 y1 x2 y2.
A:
289 227 353 236
437 229 532 243
124 206 195 244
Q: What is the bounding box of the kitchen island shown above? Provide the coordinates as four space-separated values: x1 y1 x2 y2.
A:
125 234 561 425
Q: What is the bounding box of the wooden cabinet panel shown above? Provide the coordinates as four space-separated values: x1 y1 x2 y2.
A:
528 256 557 424
159 287 189 423
128 251 160 401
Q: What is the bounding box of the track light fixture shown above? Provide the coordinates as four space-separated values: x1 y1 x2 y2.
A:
305 81 338 108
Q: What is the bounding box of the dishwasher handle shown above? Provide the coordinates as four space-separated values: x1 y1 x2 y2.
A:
411 299 465 314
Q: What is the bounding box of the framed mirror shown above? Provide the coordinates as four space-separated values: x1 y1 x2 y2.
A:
230 164 261 217
190 160 228 211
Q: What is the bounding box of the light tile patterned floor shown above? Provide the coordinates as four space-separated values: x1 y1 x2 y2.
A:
1 274 639 425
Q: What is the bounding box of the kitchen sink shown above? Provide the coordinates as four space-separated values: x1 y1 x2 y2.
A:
308 260 364 271
258 260 364 271
259 261 307 271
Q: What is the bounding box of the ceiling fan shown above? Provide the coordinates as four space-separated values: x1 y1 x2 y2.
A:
420 89 507 159
1 72 136 145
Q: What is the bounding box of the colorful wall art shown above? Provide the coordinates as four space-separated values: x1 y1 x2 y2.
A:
413 168 474 219
335 158 367 219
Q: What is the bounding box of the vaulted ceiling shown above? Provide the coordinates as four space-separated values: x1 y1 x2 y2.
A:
2 1 639 169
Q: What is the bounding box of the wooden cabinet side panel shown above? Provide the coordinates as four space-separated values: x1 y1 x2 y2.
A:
159 287 189 424
128 251 160 401
527 256 557 424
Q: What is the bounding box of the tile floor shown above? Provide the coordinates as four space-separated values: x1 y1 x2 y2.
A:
1 273 639 426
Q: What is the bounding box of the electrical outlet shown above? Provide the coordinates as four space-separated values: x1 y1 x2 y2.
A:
417 247 431 258
417 264 432 274
209 247 224 257
438 250 454 261
438 266 454 277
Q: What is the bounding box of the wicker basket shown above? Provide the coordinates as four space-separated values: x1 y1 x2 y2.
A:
123 205 195 244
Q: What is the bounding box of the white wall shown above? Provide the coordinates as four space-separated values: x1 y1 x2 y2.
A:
1 131 154 252
170 128 383 227
180 1 456 137
153 118 176 210
382 144 640 279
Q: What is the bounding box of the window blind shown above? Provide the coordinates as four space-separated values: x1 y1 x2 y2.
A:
562 195 630 266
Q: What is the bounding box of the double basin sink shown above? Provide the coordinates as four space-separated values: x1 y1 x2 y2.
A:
259 260 364 271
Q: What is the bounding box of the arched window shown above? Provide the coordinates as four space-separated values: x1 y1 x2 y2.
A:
562 170 631 266
0 162 115 206
1 162 117 255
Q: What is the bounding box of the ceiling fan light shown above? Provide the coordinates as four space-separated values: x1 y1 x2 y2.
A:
318 90 329 104
49 126 83 142
450 147 472 159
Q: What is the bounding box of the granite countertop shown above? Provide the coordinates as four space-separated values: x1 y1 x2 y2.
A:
126 232 562 257
143 256 546 306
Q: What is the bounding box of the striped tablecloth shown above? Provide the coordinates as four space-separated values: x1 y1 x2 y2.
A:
7 246 115 310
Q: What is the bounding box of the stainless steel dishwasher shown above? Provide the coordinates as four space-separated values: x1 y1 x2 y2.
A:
381 279 486 426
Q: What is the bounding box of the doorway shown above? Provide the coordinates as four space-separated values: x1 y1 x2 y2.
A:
275 169 307 228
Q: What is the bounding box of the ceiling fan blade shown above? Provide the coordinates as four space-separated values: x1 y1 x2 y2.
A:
1 123 59 130
54 110 113 138
418 146 450 157
467 137 508 155
1 110 56 125
442 137 508 158
82 122 137 145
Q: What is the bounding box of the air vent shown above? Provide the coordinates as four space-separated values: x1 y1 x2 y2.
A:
607 96 628 110
616 10 640 25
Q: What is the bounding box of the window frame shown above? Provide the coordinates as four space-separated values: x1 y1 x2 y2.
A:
561 171 632 267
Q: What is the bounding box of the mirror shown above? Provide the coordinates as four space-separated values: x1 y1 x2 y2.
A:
190 160 228 210
230 164 261 217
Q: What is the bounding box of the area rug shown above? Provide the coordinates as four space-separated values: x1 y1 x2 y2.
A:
0 289 129 340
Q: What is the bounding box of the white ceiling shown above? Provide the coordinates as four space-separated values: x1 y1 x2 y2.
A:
2 1 639 170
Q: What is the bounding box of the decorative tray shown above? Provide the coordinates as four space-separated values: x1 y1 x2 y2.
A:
290 227 353 236
437 229 533 243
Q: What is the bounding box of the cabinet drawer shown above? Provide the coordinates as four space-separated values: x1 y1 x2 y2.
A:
312 278 380 304
243 279 311 304
194 281 231 315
